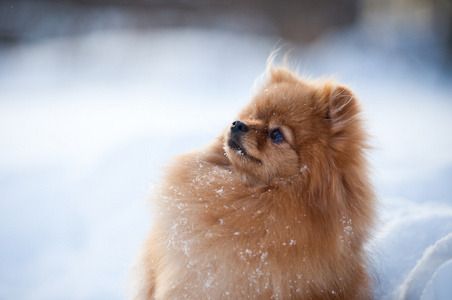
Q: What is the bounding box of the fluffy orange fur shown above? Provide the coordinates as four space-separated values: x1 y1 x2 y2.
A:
134 65 376 299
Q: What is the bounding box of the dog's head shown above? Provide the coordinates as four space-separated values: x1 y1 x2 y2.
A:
224 67 363 186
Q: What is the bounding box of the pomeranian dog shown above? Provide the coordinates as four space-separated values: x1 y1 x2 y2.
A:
134 61 376 299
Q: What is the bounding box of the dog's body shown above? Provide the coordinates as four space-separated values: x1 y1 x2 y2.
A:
135 65 376 299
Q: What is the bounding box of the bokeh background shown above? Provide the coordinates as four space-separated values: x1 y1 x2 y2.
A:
1 0 452 299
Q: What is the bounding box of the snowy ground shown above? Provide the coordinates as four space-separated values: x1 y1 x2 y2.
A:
1 27 452 299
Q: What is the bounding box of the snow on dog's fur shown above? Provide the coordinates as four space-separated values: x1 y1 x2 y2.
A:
134 62 377 299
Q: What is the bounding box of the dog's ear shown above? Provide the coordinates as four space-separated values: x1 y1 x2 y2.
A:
325 85 363 146
317 83 360 138
269 67 298 84
327 85 356 117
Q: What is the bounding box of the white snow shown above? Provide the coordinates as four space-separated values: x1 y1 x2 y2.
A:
0 25 451 299
399 233 452 299
421 260 452 300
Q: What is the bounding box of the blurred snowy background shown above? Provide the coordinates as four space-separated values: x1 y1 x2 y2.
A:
1 0 452 299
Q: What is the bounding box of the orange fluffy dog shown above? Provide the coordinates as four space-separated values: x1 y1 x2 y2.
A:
134 63 376 299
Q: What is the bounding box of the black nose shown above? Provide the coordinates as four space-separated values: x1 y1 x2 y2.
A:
231 120 249 133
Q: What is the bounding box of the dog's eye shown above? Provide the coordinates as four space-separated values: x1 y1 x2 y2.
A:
270 129 285 143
